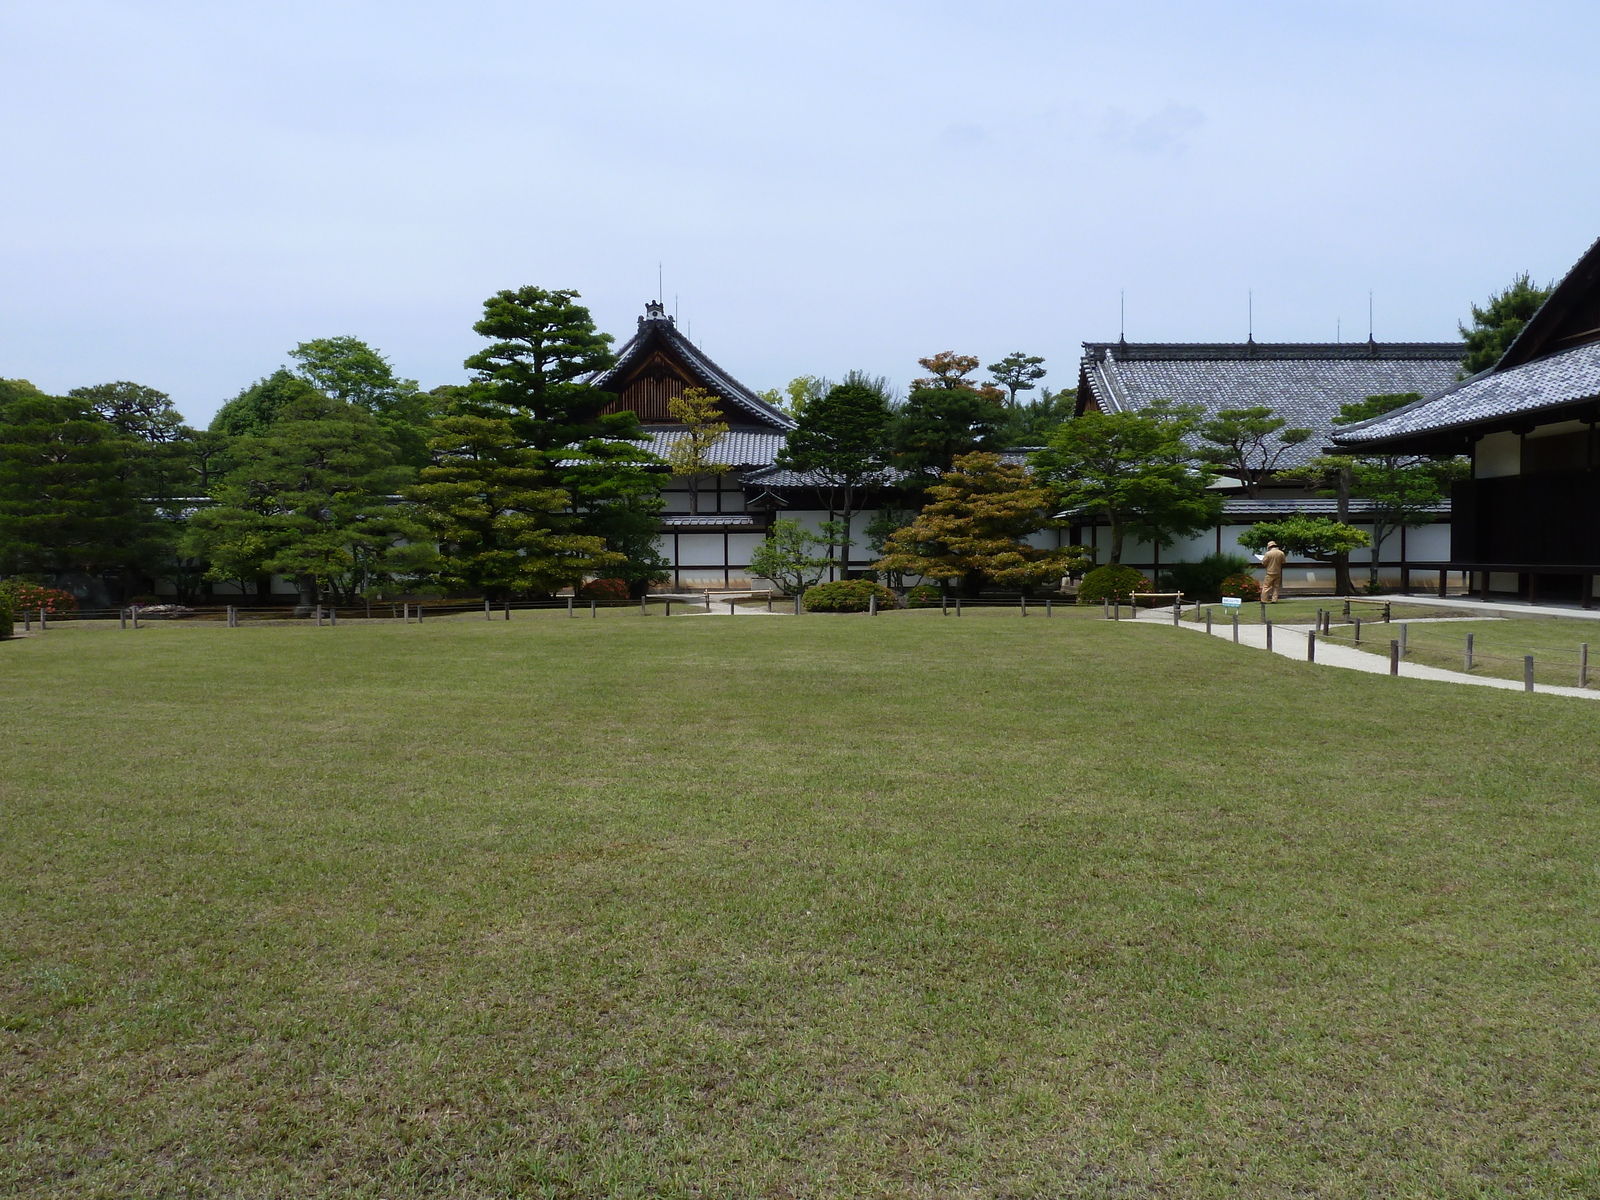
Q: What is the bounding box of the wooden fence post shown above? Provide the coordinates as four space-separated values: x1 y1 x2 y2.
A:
1582 642 1589 689
1353 616 1361 643
505 601 511 620
1307 631 1315 662
942 592 949 616
1399 623 1407 658
591 599 597 618
1048 599 1053 618
793 595 801 616
1389 640 1400 675
1265 620 1273 652
1232 612 1239 643
330 608 337 626
485 598 491 620
1524 655 1535 692
1020 595 1026 617
119 608 127 630
1205 608 1212 634
1464 632 1474 671
1170 603 1177 627
641 595 648 616
955 597 962 617
869 593 877 616
1383 601 1391 623
417 605 423 621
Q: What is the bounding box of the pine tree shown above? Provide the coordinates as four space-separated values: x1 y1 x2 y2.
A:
877 452 1087 595
664 386 730 515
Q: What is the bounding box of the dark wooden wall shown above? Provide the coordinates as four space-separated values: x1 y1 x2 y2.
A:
600 350 741 425
1453 470 1600 564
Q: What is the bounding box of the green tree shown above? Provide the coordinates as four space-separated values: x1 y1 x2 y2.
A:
776 377 892 577
1238 516 1369 596
410 410 619 600
1000 386 1076 445
664 386 731 515
1031 403 1220 565
464 286 625 453
211 368 326 438
289 336 436 467
865 507 916 588
749 518 831 595
757 375 831 418
890 386 1007 483
1460 273 1553 375
188 391 427 609
987 351 1046 407
1196 407 1313 498
0 381 148 584
877 452 1088 595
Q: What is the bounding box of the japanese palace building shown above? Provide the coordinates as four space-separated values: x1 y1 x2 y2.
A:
1071 338 1466 586
1334 235 1600 604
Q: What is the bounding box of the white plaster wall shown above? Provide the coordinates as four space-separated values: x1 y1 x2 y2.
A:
1475 432 1520 478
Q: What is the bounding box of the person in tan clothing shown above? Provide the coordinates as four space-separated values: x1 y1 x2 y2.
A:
1260 541 1287 602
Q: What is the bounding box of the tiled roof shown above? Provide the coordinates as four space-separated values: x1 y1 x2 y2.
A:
642 428 788 469
1332 340 1600 448
1059 496 1449 520
661 515 761 529
741 463 904 489
1079 341 1465 469
594 313 796 431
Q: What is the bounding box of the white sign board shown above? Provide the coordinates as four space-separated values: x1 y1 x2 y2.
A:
1221 596 1243 608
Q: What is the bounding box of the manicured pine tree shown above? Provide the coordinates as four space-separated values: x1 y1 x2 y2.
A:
876 452 1088 595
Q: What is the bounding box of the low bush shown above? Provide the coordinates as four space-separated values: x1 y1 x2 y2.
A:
1076 565 1152 605
1220 573 1262 601
803 579 898 613
904 584 943 608
1160 554 1252 603
578 578 631 603
0 595 11 640
0 582 78 614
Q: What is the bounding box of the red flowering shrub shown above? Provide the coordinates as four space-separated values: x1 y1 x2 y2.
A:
578 578 631 603
0 583 78 613
1220 573 1262 601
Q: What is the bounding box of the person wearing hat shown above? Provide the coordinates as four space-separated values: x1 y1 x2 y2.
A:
1260 540 1286 602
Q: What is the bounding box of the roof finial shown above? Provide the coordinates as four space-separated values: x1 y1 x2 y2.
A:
1248 289 1253 343
645 299 666 321
1368 289 1374 343
1119 289 1126 345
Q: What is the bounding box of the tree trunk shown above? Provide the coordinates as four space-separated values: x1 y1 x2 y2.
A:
687 476 699 515
1109 520 1125 565
1333 553 1353 597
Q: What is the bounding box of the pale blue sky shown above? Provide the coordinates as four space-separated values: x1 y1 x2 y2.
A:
3 1 1597 424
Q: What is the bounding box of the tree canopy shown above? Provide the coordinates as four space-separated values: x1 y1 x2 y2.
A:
664 386 731 515
1030 402 1220 565
877 452 1087 595
987 351 1046 407
1195 407 1312 497
1238 516 1369 594
1460 273 1553 375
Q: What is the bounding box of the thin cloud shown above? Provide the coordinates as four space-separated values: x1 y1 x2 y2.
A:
1102 103 1205 156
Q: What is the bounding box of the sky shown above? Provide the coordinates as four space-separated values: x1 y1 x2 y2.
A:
3 1 1598 426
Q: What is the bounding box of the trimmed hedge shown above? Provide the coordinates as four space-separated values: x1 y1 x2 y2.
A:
803 580 898 613
905 584 943 608
578 578 631 603
1076 565 1152 605
1220 573 1262 602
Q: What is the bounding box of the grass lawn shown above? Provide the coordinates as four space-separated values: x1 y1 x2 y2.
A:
4 611 1600 1197
1315 614 1600 690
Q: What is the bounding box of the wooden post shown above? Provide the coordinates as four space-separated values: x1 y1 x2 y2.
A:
641 594 648 616
955 597 962 617
1383 601 1391 623
40 607 47 631
131 606 139 629
366 597 372 618
1113 600 1120 621
1101 596 1108 619
1259 601 1266 622
1582 642 1589 688
1205 608 1212 634
666 599 673 616
1048 600 1053 618
1399 623 1407 658
1020 595 1026 617
1232 612 1239 643
1524 655 1535 692
505 601 511 620
1343 598 1350 617
1437 569 1447 598
766 595 772 613
24 609 31 632
1265 620 1273 652
1465 632 1474 672
330 608 337 626
942 592 949 616
591 598 598 618
485 598 491 620
1353 616 1361 643
567 596 574 618
315 605 322 627
417 605 423 622
869 593 877 616
404 602 410 623
793 595 801 616
1389 640 1400 675
1307 631 1315 662
1170 602 1178 627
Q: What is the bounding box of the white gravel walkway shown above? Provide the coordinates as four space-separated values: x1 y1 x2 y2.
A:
1140 611 1600 700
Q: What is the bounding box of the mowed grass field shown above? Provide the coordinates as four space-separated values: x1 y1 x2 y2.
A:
4 610 1600 1197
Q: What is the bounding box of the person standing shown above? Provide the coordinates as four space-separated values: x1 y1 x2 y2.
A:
1261 540 1287 602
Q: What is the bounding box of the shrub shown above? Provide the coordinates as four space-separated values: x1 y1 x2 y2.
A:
1076 565 1152 605
578 578 630 603
803 579 898 613
0 595 11 640
0 582 78 614
1220 573 1262 601
1160 554 1252 603
904 584 943 608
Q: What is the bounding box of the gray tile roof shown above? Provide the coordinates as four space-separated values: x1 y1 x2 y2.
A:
1080 341 1465 468
594 313 796 431
642 428 788 469
661 514 761 529
1059 496 1449 520
1334 331 1600 449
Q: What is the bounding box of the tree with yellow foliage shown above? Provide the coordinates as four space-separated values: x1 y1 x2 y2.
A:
665 386 730 515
